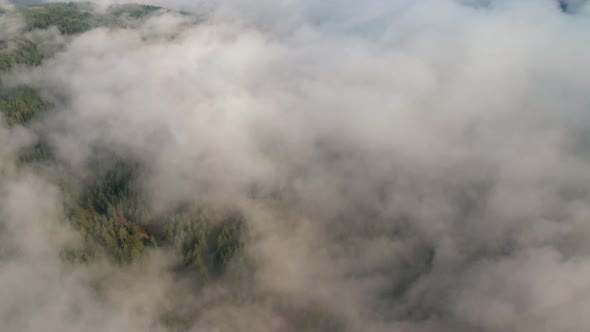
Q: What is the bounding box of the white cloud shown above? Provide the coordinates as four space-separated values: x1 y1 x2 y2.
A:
2 1 590 331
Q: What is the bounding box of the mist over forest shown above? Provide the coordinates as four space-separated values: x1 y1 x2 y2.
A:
1 1 590 331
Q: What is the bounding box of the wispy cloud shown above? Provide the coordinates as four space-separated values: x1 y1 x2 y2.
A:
2 1 590 331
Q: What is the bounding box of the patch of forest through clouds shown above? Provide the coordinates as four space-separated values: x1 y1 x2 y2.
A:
1 1 590 331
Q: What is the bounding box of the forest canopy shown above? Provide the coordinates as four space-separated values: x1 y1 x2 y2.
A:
0 0 243 285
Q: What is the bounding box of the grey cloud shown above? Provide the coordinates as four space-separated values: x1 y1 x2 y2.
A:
2 1 590 331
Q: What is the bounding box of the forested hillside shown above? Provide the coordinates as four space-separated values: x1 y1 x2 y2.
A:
0 5 249 330
1 2 243 274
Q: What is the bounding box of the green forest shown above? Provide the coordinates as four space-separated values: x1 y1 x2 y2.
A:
0 2 245 281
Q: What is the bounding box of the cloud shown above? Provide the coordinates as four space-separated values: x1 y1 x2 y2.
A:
2 1 590 331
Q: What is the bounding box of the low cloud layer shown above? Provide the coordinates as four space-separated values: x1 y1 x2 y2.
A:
2 1 590 331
